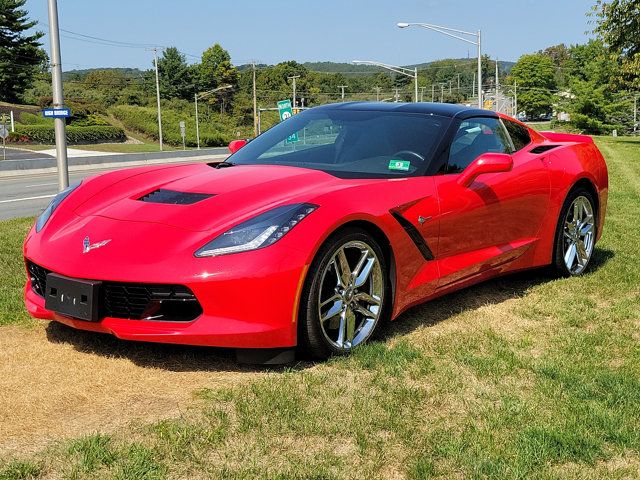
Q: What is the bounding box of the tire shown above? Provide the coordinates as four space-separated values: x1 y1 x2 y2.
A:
552 187 597 277
297 227 391 359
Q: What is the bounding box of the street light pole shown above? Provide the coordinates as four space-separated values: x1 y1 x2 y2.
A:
46 0 68 191
352 60 419 102
194 85 233 150
194 93 200 149
397 22 482 108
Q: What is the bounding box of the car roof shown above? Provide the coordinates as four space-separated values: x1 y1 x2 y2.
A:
312 101 498 120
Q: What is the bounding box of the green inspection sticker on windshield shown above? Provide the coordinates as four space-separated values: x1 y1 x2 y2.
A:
388 159 411 171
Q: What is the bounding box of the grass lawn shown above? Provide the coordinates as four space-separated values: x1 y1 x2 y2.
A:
0 137 638 479
9 143 183 154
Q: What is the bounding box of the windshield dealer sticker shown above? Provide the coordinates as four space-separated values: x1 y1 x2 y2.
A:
388 159 410 171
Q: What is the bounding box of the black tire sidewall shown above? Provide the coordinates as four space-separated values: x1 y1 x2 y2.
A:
297 227 391 359
552 187 597 277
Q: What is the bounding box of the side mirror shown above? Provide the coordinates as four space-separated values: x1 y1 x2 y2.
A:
457 153 513 187
228 139 248 154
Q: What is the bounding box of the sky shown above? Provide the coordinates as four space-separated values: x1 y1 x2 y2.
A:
25 0 597 71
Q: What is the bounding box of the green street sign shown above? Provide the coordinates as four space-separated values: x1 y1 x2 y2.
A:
277 99 298 144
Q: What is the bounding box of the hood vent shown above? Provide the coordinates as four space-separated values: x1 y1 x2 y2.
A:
529 145 559 154
138 189 214 205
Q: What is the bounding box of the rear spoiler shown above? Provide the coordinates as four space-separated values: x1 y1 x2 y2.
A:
540 131 594 144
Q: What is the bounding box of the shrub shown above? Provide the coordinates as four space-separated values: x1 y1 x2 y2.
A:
108 105 240 147
9 125 126 144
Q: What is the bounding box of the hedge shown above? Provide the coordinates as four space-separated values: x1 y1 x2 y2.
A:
8 125 126 144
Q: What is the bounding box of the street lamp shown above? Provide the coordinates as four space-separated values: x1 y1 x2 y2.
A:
195 85 232 150
352 60 419 103
397 22 482 108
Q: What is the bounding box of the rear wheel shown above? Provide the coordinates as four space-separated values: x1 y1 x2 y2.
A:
552 188 597 276
298 228 390 359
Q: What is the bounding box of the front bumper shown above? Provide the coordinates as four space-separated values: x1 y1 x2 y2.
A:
24 245 308 349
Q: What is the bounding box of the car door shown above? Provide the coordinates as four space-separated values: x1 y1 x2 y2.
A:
434 116 550 288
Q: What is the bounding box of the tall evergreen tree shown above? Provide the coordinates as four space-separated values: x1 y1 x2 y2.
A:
0 0 46 102
156 47 193 100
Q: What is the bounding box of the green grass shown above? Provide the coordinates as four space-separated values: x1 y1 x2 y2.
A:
11 143 181 153
0 136 639 479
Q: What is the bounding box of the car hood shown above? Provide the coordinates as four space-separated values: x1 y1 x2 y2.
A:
75 163 342 232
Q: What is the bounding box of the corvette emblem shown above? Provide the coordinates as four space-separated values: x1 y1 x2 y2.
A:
82 236 111 254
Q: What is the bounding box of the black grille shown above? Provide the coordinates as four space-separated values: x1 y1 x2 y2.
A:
138 189 213 205
27 261 47 297
26 261 202 322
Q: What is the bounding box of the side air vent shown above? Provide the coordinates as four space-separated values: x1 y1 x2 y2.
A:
138 189 213 205
529 145 560 154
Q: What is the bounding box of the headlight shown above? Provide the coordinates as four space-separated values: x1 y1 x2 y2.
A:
35 182 81 232
195 203 318 257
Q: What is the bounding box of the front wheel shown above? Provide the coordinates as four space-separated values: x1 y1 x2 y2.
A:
298 228 390 359
552 188 597 276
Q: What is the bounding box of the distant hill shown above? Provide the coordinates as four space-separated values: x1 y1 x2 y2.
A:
302 59 515 75
62 68 146 80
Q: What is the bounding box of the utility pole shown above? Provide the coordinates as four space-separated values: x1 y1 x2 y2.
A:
252 62 258 137
449 80 452 94
495 58 499 112
375 86 381 101
440 84 444 102
151 47 163 151
414 67 419 103
288 75 300 108
514 80 518 117
338 85 347 100
431 84 435 102
47 0 68 190
394 87 399 102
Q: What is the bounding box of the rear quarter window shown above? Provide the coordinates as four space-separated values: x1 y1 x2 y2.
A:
503 119 532 151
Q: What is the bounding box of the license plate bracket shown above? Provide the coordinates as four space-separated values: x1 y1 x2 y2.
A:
44 273 101 322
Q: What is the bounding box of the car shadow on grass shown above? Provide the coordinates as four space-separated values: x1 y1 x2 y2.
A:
45 247 614 372
379 246 614 340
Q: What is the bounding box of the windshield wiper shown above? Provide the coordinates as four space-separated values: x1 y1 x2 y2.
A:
215 161 236 169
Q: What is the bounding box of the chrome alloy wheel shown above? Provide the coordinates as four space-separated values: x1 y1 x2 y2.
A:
317 240 384 351
563 195 595 274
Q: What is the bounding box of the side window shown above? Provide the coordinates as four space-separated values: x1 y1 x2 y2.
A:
447 117 512 173
503 119 532 151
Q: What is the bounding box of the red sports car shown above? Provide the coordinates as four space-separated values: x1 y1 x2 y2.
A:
24 103 608 362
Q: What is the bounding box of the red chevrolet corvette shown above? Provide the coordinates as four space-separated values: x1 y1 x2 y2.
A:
24 102 607 362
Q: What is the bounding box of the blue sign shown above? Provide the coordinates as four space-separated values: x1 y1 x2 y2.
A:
42 107 72 119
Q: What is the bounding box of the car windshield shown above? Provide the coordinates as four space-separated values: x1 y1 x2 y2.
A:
228 108 451 178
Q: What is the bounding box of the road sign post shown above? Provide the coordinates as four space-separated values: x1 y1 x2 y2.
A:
277 100 298 144
179 121 186 150
0 124 8 161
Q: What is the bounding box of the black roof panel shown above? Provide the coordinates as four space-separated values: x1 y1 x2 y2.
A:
312 101 497 120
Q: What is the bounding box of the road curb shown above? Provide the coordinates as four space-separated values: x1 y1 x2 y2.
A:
0 148 228 178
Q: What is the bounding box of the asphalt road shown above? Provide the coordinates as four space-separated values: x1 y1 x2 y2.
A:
0 157 222 220
1 147 53 161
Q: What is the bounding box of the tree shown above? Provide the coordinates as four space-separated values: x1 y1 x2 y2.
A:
0 0 46 102
199 43 238 90
592 0 640 89
198 44 238 113
509 54 557 117
157 47 194 100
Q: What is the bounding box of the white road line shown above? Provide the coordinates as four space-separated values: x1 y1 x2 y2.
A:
0 194 55 204
24 182 57 188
